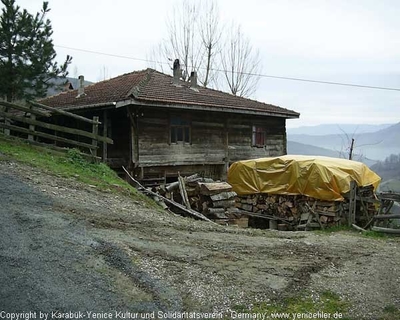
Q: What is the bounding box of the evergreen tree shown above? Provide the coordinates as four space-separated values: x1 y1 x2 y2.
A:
0 0 72 102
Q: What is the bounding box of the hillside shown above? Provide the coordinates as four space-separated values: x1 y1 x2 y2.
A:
1 136 400 319
288 122 400 160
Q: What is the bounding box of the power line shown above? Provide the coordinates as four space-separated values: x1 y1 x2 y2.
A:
55 44 400 92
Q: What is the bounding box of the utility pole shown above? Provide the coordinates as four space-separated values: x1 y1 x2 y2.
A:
349 138 355 160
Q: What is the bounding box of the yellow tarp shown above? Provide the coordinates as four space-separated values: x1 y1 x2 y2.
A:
227 155 381 201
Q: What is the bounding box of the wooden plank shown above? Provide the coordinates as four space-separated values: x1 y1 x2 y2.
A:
0 122 98 150
371 227 400 234
199 182 232 195
0 110 113 144
0 101 50 117
28 100 100 124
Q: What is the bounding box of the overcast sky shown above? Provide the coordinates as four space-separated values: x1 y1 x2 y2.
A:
15 0 400 128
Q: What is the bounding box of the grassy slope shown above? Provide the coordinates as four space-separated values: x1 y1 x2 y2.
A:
0 134 153 205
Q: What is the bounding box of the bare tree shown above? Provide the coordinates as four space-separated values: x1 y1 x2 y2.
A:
149 0 221 88
198 0 222 87
220 23 262 97
150 0 261 97
164 0 203 82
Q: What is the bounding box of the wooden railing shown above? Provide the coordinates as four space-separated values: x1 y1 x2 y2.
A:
0 100 113 160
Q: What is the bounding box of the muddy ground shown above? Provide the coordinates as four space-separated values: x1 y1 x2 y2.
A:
0 160 399 319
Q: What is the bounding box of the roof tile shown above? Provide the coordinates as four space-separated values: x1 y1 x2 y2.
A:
39 68 299 118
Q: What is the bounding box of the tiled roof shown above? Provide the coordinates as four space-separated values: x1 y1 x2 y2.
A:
39 68 299 118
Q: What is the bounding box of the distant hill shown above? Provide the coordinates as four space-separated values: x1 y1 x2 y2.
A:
287 141 377 167
288 122 400 160
371 153 400 193
287 123 393 136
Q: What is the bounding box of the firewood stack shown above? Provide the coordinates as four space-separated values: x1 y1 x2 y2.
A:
235 194 344 230
154 175 248 227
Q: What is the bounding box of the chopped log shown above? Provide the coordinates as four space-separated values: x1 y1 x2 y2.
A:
122 166 216 224
211 199 235 208
198 182 232 195
371 227 400 234
240 204 253 211
165 173 199 192
212 211 229 219
210 191 237 201
207 208 226 214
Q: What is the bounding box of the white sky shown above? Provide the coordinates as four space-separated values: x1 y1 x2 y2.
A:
15 0 400 128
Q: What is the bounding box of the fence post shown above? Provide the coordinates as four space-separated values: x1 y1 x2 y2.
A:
3 106 10 136
91 116 99 161
28 103 36 141
102 110 108 162
348 181 357 226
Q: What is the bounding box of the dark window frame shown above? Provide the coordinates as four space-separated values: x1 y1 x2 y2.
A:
252 125 266 147
169 115 191 144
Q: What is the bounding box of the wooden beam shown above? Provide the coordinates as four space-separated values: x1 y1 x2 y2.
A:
122 166 216 224
91 116 99 158
371 227 400 235
373 214 400 220
352 224 367 233
127 108 139 165
28 100 100 124
0 110 113 144
0 101 50 117
178 175 191 209
0 122 98 150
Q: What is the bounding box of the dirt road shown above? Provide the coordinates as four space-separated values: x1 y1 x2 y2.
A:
1 161 399 319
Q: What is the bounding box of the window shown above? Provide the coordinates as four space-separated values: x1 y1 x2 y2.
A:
170 116 191 144
252 125 265 147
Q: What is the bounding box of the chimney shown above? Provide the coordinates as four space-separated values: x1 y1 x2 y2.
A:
172 59 181 83
189 71 197 88
76 75 86 98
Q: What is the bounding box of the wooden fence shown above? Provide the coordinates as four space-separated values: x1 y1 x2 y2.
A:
0 100 113 160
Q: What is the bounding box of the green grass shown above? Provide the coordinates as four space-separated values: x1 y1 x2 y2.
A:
0 134 156 207
231 291 351 319
379 305 400 320
317 225 353 233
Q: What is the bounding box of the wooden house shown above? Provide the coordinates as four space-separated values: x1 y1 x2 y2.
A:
39 68 299 183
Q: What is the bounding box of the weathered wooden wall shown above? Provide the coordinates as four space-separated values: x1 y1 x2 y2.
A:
130 106 287 180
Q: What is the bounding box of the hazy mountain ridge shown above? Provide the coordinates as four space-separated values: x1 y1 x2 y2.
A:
288 122 400 160
287 123 394 136
287 141 377 167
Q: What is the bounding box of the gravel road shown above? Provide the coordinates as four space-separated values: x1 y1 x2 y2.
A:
1 160 400 319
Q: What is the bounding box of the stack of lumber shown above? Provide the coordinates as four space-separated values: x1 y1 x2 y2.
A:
235 194 344 230
154 175 248 227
